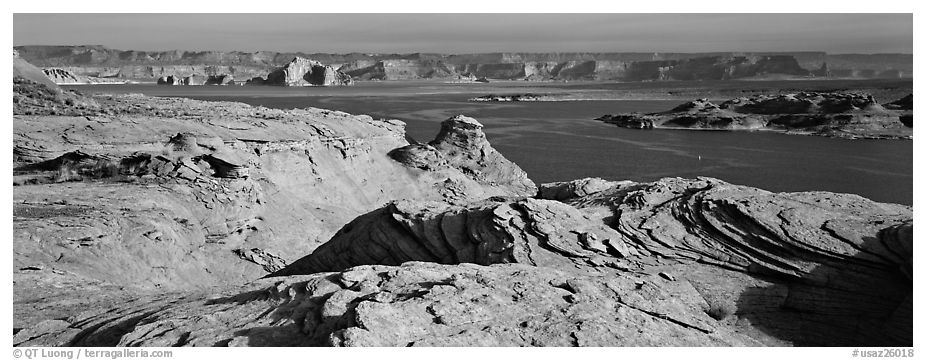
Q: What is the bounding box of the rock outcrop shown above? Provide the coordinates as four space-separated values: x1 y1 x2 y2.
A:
597 92 912 139
15 177 912 347
885 94 912 111
156 75 182 85
388 115 536 198
468 93 552 102
157 74 220 86
13 76 530 333
205 74 235 85
258 57 353 86
14 49 58 88
42 68 86 84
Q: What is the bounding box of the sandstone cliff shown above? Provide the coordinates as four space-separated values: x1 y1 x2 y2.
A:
253 57 353 86
15 46 913 82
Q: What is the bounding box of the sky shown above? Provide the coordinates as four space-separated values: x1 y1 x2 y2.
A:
12 13 914 54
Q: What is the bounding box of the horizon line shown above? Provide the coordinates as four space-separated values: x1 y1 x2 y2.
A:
12 45 914 56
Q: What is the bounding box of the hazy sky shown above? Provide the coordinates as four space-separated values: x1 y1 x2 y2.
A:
13 13 913 54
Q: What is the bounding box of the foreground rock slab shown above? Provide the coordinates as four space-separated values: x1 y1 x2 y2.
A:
16 177 912 347
14 261 762 347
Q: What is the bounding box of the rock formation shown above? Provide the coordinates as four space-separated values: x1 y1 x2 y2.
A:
156 75 182 85
13 52 100 116
468 93 552 102
597 92 912 139
14 49 58 88
157 74 219 86
14 46 914 82
259 57 353 86
41 68 86 84
11 53 914 348
13 57 532 337
886 94 913 111
205 74 235 85
388 115 536 198
14 177 912 347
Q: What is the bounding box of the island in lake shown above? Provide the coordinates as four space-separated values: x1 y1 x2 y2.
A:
595 92 912 139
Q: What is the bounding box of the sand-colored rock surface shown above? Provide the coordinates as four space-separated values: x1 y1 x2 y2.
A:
13 74 532 332
12 54 912 347
15 177 911 347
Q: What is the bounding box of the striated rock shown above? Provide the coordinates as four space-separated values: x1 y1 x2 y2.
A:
548 177 912 346
233 248 288 273
598 92 912 139
14 261 762 347
273 197 635 275
14 176 912 347
13 87 531 332
537 177 630 201
42 68 86 84
261 57 353 86
11 65 913 347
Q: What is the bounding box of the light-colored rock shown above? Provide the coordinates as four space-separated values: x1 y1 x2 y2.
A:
13 88 529 330
262 57 352 86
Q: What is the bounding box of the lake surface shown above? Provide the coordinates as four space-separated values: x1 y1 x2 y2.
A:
72 83 913 205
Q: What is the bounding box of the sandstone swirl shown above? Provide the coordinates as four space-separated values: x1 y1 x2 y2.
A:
597 92 913 139
15 176 911 347
12 54 912 347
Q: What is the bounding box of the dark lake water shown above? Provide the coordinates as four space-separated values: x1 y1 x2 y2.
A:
72 83 913 205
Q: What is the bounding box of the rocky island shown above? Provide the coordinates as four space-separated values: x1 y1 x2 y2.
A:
468 93 554 102
12 52 912 347
596 92 913 139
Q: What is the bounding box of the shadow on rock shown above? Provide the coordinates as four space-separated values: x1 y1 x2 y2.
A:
735 223 912 346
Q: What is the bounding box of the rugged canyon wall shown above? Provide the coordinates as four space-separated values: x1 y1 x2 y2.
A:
15 46 912 82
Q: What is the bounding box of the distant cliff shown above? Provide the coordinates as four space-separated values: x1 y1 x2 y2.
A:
249 57 353 86
14 45 913 82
